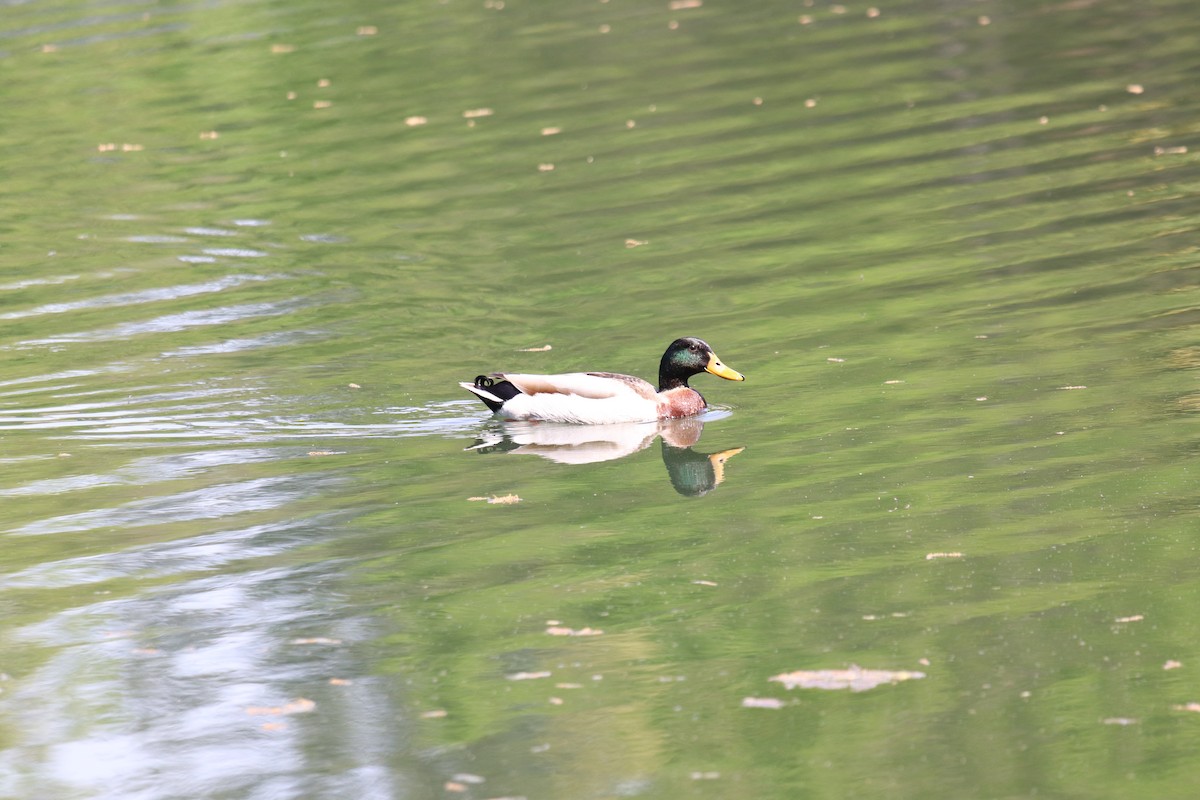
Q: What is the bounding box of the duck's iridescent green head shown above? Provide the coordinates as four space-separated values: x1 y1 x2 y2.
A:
658 337 745 391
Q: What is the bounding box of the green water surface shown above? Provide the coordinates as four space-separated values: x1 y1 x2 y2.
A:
3 1 1200 798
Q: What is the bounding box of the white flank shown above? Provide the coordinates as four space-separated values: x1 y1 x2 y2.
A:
463 372 663 424
498 392 659 424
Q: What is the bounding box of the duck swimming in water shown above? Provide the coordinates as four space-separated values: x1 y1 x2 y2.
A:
460 337 744 425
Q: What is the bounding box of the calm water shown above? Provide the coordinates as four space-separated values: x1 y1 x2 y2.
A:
4 0 1200 798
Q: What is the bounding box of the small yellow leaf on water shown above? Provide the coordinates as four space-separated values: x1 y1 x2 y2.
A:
271 44 295 53
1165 660 1183 670
1155 145 1188 156
693 580 718 587
507 671 552 681
1127 83 1145 94
926 552 964 560
199 131 219 140
541 126 562 136
261 721 287 731
356 26 378 36
348 382 361 389
1173 702 1200 713
1114 614 1144 623
468 494 522 504
625 238 648 248
420 709 448 719
329 678 353 686
404 116 428 126
444 782 466 793
463 107 494 119
538 163 555 172
518 344 552 352
313 100 332 109
549 696 564 705
669 0 702 9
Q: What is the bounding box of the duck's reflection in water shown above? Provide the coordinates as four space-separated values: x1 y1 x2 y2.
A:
466 416 743 496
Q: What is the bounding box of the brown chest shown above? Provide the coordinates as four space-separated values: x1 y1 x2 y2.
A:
658 388 707 419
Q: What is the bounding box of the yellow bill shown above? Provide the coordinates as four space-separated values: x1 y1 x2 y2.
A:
705 351 745 382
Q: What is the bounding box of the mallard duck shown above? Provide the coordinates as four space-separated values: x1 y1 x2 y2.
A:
460 337 744 424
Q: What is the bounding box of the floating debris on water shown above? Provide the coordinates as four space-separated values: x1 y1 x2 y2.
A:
468 494 522 504
741 697 785 709
546 625 603 637
769 665 926 692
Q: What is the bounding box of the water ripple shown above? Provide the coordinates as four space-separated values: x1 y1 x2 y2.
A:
0 275 275 321
200 248 269 258
0 515 348 590
8 475 317 536
183 227 238 237
0 448 285 498
16 300 301 345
